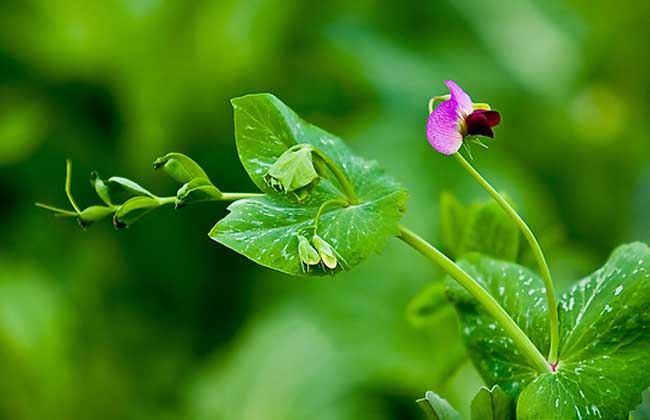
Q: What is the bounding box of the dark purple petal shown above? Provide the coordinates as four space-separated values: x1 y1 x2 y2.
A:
426 98 464 155
445 80 473 116
469 109 501 127
465 112 495 138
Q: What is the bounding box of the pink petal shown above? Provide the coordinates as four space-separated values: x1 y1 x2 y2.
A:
426 98 463 155
445 80 473 116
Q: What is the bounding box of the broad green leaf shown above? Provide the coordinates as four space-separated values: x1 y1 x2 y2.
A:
447 243 650 419
516 243 650 419
446 255 550 398
209 94 407 275
417 391 462 420
630 387 650 420
470 385 513 420
406 282 451 327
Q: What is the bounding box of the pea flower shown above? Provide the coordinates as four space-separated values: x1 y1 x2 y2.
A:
426 80 501 155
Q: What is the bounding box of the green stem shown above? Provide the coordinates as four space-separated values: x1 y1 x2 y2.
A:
311 147 360 205
220 192 265 201
34 202 78 217
454 152 560 364
65 160 81 214
313 199 349 232
398 225 551 374
156 192 265 207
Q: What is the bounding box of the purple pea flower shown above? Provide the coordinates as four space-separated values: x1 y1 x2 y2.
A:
426 80 501 155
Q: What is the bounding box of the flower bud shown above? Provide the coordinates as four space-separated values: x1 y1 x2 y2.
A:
153 153 209 184
312 234 338 270
298 234 320 271
264 145 319 197
113 196 160 228
175 178 222 208
78 205 114 228
89 171 113 206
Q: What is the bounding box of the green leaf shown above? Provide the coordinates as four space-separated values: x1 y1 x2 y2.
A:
107 176 155 198
516 243 650 419
440 192 468 257
113 196 160 228
447 243 650 419
439 192 519 261
446 255 550 398
458 200 520 262
417 391 461 420
153 152 210 184
406 282 451 327
470 385 513 420
630 387 650 420
209 94 407 275
175 178 222 208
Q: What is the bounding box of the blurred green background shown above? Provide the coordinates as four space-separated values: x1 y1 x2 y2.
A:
1 0 649 419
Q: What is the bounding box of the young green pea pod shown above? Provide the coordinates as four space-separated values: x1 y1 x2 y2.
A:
264 145 319 196
297 234 321 272
89 171 113 206
112 196 160 229
312 234 338 270
175 178 222 208
153 152 209 184
77 205 115 228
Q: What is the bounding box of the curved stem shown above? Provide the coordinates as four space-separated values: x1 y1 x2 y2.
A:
311 147 359 205
398 225 551 374
428 95 451 114
65 160 81 214
454 152 560 364
313 198 349 232
34 202 78 217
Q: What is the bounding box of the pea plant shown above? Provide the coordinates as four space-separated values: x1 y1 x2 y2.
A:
38 81 650 419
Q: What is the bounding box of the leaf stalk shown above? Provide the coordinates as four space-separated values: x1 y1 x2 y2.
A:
454 152 560 364
398 225 551 374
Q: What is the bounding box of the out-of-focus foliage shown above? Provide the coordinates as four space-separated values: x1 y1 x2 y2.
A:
1 0 649 419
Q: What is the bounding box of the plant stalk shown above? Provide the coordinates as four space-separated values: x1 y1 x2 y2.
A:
311 147 360 205
454 152 560 364
157 192 265 207
398 225 551 374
